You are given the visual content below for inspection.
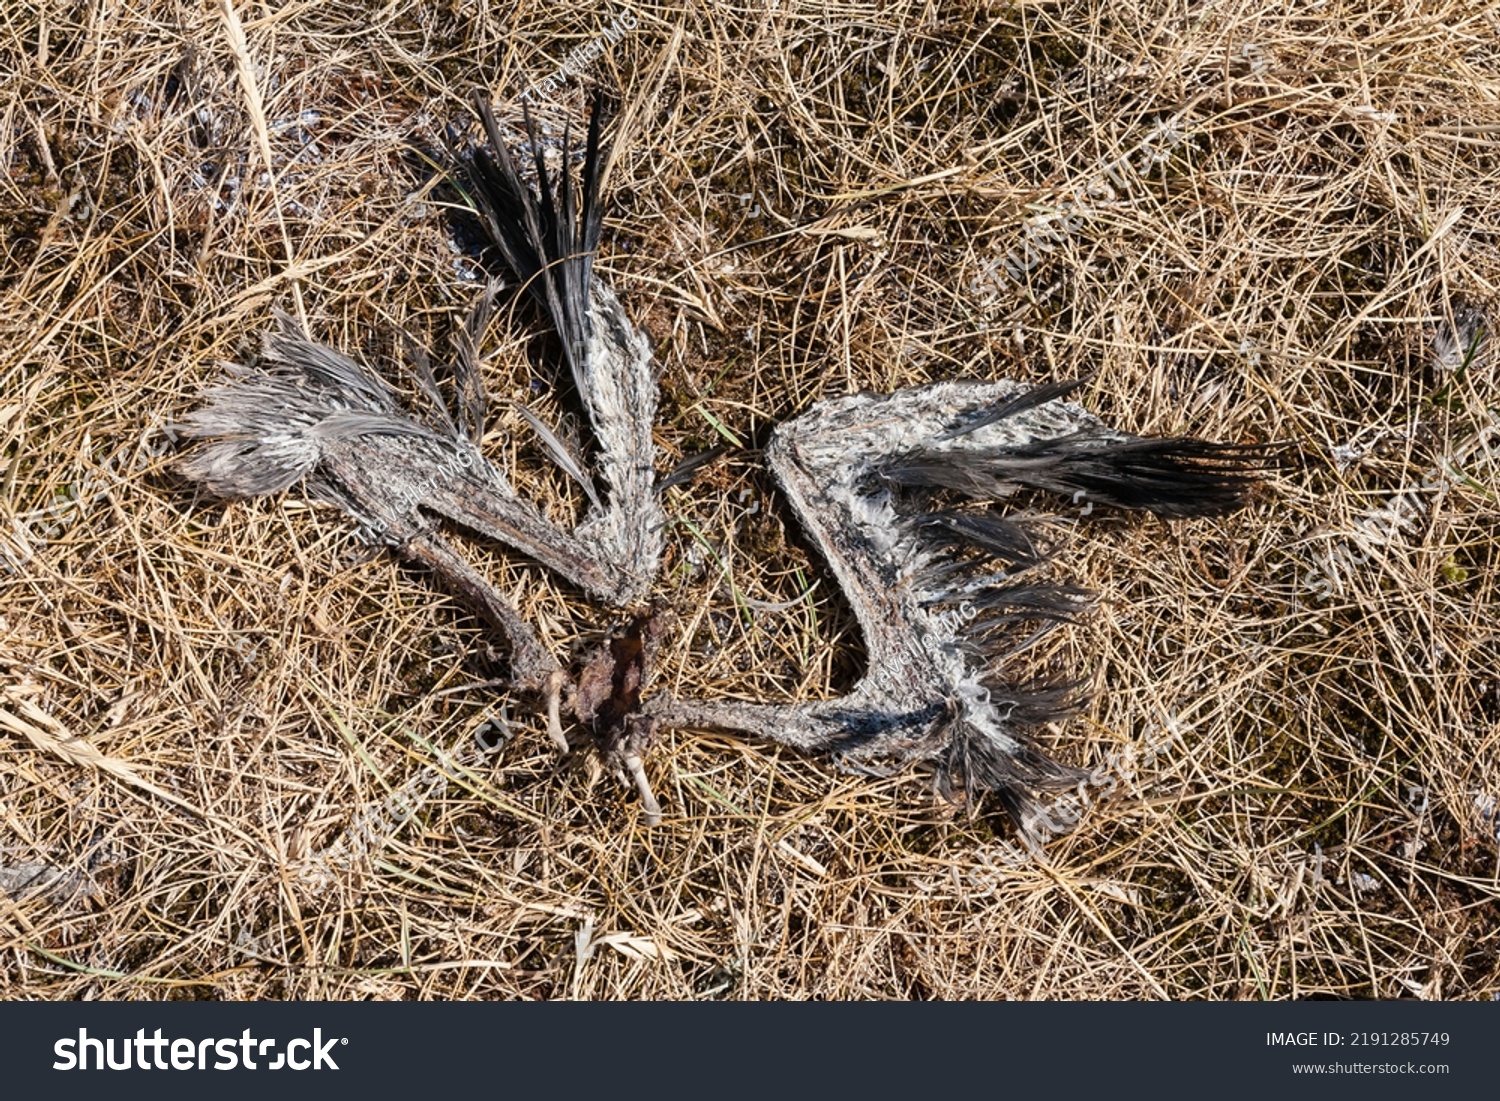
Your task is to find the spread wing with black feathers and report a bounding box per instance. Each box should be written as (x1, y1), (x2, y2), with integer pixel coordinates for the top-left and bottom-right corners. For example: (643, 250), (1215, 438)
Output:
(649, 380), (1271, 839)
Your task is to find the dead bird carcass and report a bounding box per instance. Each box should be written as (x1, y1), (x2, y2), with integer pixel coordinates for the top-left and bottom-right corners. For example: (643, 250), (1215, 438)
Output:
(176, 96), (1270, 838)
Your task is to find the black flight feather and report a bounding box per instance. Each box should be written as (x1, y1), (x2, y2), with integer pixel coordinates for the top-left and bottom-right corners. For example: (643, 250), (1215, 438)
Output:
(913, 510), (1045, 569)
(884, 432), (1271, 518)
(936, 377), (1089, 440)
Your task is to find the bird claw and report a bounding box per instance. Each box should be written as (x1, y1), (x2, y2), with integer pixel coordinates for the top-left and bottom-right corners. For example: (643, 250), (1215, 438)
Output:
(622, 752), (662, 827)
(544, 668), (569, 753)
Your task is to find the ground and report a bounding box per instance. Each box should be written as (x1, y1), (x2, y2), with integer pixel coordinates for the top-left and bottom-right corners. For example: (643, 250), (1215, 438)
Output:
(1, 0), (1497, 999)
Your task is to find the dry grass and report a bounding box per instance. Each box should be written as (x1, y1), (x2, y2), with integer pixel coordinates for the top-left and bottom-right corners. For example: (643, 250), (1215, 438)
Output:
(2, 0), (1498, 1000)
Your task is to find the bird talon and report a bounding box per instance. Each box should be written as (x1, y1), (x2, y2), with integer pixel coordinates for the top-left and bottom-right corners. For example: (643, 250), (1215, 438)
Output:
(623, 753), (662, 826)
(545, 669), (568, 753)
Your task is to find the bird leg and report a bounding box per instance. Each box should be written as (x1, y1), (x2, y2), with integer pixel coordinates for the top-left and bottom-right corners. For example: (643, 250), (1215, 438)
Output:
(400, 533), (559, 694)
